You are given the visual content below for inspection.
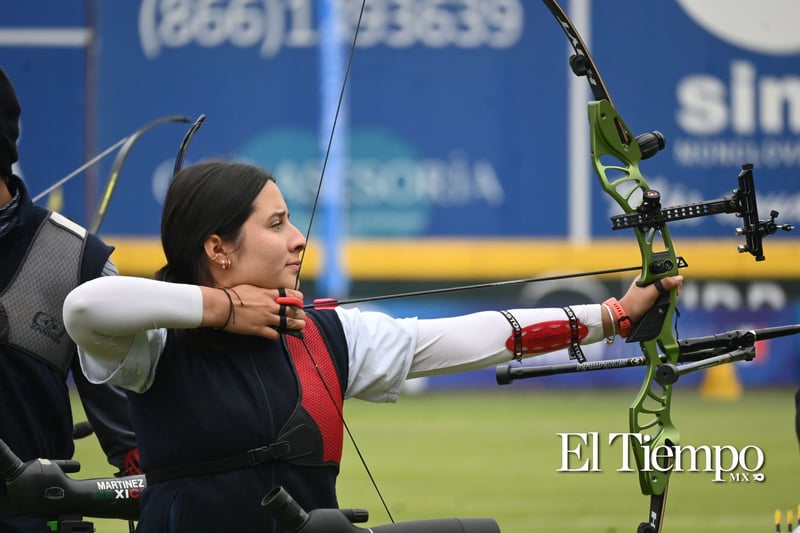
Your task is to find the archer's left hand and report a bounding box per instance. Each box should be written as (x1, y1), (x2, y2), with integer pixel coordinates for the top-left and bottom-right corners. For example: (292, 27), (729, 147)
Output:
(619, 275), (684, 325)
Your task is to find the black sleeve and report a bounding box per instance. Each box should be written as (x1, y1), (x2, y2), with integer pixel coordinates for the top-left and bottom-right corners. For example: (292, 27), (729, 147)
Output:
(71, 356), (137, 471)
(80, 232), (114, 281)
(795, 388), (800, 449)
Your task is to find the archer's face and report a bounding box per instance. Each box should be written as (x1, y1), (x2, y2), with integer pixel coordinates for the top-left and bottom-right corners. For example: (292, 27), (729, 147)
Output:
(221, 181), (306, 290)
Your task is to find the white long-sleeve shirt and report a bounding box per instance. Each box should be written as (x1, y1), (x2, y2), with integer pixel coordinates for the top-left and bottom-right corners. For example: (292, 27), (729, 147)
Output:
(63, 276), (605, 402)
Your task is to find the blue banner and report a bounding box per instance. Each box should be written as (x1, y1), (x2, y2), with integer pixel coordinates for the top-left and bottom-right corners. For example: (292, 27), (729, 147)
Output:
(4, 0), (799, 243)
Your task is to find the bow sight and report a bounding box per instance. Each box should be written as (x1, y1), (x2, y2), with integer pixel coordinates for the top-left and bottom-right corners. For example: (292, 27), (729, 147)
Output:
(610, 162), (794, 262)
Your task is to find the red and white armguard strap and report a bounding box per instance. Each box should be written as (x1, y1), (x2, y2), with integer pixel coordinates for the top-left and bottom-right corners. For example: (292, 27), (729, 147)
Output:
(499, 310), (523, 361)
(561, 306), (586, 363)
(602, 297), (632, 339)
(500, 309), (589, 362)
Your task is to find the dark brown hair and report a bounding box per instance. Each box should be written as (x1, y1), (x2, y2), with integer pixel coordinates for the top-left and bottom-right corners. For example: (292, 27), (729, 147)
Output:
(156, 160), (275, 285)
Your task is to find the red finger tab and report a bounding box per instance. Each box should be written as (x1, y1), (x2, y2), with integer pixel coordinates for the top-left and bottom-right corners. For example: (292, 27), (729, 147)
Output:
(276, 296), (304, 308)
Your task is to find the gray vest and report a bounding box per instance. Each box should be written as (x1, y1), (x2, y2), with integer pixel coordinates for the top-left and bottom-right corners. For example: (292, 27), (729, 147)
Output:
(0, 212), (84, 375)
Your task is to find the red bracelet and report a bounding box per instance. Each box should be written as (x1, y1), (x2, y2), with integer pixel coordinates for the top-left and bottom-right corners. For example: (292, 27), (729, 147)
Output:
(603, 297), (632, 339)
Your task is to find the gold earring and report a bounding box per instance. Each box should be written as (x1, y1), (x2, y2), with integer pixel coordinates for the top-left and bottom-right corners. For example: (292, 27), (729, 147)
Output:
(211, 253), (231, 270)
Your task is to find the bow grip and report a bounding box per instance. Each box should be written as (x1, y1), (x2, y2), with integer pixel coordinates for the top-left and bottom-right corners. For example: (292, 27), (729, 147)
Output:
(626, 287), (671, 343)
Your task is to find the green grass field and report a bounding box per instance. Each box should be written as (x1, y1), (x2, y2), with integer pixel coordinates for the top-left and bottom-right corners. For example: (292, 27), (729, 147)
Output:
(71, 387), (798, 533)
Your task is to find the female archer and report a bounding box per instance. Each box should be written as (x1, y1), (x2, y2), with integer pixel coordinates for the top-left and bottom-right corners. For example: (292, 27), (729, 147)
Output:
(63, 159), (683, 532)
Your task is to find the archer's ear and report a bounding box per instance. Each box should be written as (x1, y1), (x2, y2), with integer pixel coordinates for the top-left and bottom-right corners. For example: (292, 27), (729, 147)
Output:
(203, 234), (224, 262)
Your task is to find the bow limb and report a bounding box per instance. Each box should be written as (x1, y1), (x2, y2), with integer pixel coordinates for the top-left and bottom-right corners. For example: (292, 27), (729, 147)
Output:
(173, 114), (207, 176)
(589, 99), (678, 533)
(89, 114), (190, 233)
